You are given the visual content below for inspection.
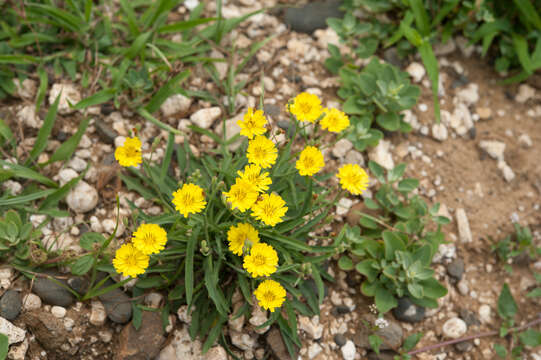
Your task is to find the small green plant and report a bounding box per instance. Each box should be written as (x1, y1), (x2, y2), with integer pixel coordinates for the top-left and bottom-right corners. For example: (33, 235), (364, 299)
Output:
(492, 223), (540, 272)
(493, 283), (541, 359)
(0, 209), (38, 262)
(335, 59), (420, 152)
(337, 161), (448, 313)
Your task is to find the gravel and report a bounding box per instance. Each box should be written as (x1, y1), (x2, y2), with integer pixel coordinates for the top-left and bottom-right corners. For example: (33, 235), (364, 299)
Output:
(0, 290), (22, 320)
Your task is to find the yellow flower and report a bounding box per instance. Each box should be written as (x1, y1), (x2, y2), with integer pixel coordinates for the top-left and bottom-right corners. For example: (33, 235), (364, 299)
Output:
(246, 136), (278, 169)
(289, 92), (322, 123)
(227, 223), (260, 256)
(254, 279), (286, 312)
(243, 243), (278, 277)
(251, 193), (288, 226)
(337, 164), (369, 195)
(172, 183), (207, 217)
(296, 146), (325, 176)
(113, 243), (149, 278)
(237, 108), (267, 139)
(320, 108), (350, 133)
(223, 178), (259, 212)
(132, 223), (168, 255)
(114, 136), (142, 167)
(237, 164), (272, 193)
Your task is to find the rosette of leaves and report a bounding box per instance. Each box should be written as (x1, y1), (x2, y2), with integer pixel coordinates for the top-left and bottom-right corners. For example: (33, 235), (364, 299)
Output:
(492, 223), (541, 272)
(336, 59), (420, 151)
(116, 133), (335, 356)
(336, 161), (449, 313)
(0, 210), (38, 262)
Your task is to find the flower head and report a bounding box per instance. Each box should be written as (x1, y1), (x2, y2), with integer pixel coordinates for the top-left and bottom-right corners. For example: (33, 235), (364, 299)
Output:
(172, 183), (207, 217)
(296, 146), (325, 176)
(115, 137), (142, 167)
(337, 164), (369, 195)
(237, 164), (272, 193)
(246, 136), (278, 169)
(320, 108), (350, 133)
(227, 223), (260, 255)
(251, 193), (288, 226)
(289, 92), (322, 123)
(223, 178), (259, 212)
(243, 243), (278, 277)
(254, 280), (286, 312)
(237, 108), (267, 139)
(113, 243), (149, 278)
(132, 223), (168, 255)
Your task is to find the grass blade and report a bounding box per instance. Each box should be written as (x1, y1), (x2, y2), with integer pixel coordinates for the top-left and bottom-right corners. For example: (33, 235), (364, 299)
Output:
(0, 189), (56, 206)
(138, 108), (182, 135)
(512, 33), (534, 74)
(186, 227), (200, 308)
(144, 69), (190, 113)
(513, 0), (541, 30)
(28, 93), (60, 164)
(409, 0), (430, 35)
(158, 18), (217, 33)
(35, 66), (49, 113)
(47, 118), (90, 164)
(0, 54), (39, 64)
(0, 160), (57, 188)
(160, 133), (174, 181)
(72, 88), (116, 110)
(418, 41), (441, 123)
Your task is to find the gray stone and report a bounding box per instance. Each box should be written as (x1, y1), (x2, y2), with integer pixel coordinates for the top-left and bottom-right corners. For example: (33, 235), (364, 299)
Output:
(392, 297), (425, 323)
(447, 258), (465, 281)
(94, 119), (117, 144)
(190, 107), (222, 129)
(98, 282), (132, 324)
(33, 275), (75, 307)
(66, 181), (99, 213)
(354, 317), (403, 350)
(459, 308), (480, 327)
(266, 327), (290, 360)
(334, 333), (347, 346)
(0, 290), (22, 320)
(284, 0), (343, 34)
(455, 341), (473, 353)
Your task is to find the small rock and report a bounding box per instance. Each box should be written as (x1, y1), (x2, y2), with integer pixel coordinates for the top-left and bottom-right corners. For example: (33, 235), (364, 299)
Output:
(434, 39), (456, 56)
(406, 62), (425, 83)
(432, 123), (448, 141)
(354, 317), (403, 350)
(266, 327), (289, 360)
(368, 140), (394, 170)
(67, 277), (89, 295)
(94, 119), (117, 144)
(17, 105), (41, 129)
(66, 181), (99, 213)
(478, 305), (492, 324)
(90, 301), (107, 326)
(299, 316), (324, 340)
(58, 168), (79, 186)
(476, 107), (492, 119)
(22, 294), (41, 311)
(0, 290), (22, 320)
(515, 84), (536, 103)
(0, 316), (25, 344)
(334, 333), (347, 347)
(308, 342), (323, 359)
(457, 280), (469, 296)
(190, 107), (222, 129)
(341, 340), (356, 360)
(117, 311), (166, 360)
(7, 337), (29, 360)
(442, 317), (467, 339)
(49, 83), (82, 114)
(203, 346), (227, 360)
(144, 293), (163, 309)
(459, 308), (480, 327)
(479, 140), (505, 161)
(455, 208), (472, 243)
(184, 0), (199, 11)
(447, 258), (465, 281)
(14, 78), (37, 99)
(498, 160), (515, 182)
(51, 306), (66, 318)
(518, 134), (533, 148)
(344, 150), (364, 166)
(99, 330), (113, 343)
(98, 278), (132, 324)
(392, 297), (425, 323)
(284, 0), (343, 34)
(456, 83), (479, 105)
(230, 330), (257, 351)
(156, 326), (202, 359)
(33, 275), (75, 307)
(249, 305), (269, 334)
(216, 113), (243, 151)
(332, 139), (353, 158)
(336, 198), (354, 217)
(455, 341), (473, 353)
(68, 157), (87, 172)
(161, 94), (192, 117)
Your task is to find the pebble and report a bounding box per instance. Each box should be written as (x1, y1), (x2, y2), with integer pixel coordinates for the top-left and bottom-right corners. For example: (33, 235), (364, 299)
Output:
(58, 168), (79, 186)
(190, 107), (222, 129)
(33, 275), (75, 307)
(66, 181), (99, 213)
(7, 337), (28, 360)
(455, 208), (472, 243)
(22, 293), (42, 311)
(332, 139), (353, 158)
(0, 290), (22, 320)
(117, 311), (165, 359)
(98, 278), (132, 324)
(341, 340), (356, 360)
(230, 331), (257, 351)
(0, 317), (25, 344)
(308, 343), (323, 359)
(184, 0), (199, 11)
(518, 134), (532, 148)
(14, 78), (37, 99)
(284, 0), (343, 34)
(447, 258), (465, 281)
(49, 83), (82, 114)
(157, 326), (202, 359)
(334, 333), (347, 347)
(68, 157), (87, 172)
(442, 317), (467, 339)
(161, 94), (192, 117)
(456, 83), (479, 105)
(17, 105), (41, 129)
(515, 84), (536, 103)
(432, 123), (448, 141)
(392, 297), (425, 323)
(476, 107), (492, 119)
(298, 316), (323, 340)
(406, 62), (426, 83)
(90, 300), (107, 326)
(455, 341), (473, 352)
(94, 119), (117, 144)
(51, 305), (66, 318)
(459, 308), (480, 327)
(249, 305), (269, 334)
(204, 346), (228, 360)
(344, 150), (364, 166)
(497, 160), (515, 182)
(478, 305), (492, 324)
(457, 280), (469, 296)
(479, 140), (505, 161)
(336, 198), (354, 216)
(368, 140), (395, 170)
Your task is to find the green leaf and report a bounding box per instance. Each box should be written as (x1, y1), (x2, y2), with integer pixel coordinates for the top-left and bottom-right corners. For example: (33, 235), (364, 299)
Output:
(185, 228), (200, 308)
(418, 41), (440, 123)
(376, 112), (400, 131)
(497, 283), (517, 320)
(39, 171), (83, 210)
(132, 305), (142, 330)
(409, 0), (430, 35)
(47, 118), (90, 164)
(136, 276), (166, 289)
(80, 232), (106, 251)
(419, 278), (447, 299)
(72, 88), (116, 110)
(125, 32), (152, 59)
(71, 254), (94, 276)
(0, 160), (57, 188)
(338, 256), (354, 271)
(159, 18), (217, 33)
(383, 231), (405, 261)
(397, 178), (419, 193)
(368, 160), (385, 183)
(494, 343), (507, 358)
(35, 66), (49, 113)
(513, 0), (541, 30)
(0, 118), (14, 148)
(388, 163), (406, 182)
(369, 334), (382, 354)
(408, 282), (424, 299)
(527, 288), (541, 298)
(145, 70), (190, 113)
(403, 333), (423, 352)
(512, 34), (534, 74)
(28, 93), (60, 164)
(0, 333), (8, 360)
(519, 329), (541, 347)
(375, 286), (397, 313)
(356, 260), (379, 282)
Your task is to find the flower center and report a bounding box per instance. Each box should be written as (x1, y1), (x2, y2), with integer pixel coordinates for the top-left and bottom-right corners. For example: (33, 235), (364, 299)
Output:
(298, 101), (312, 114)
(126, 253), (139, 267)
(303, 157), (315, 168)
(234, 188), (247, 201)
(253, 146), (266, 159)
(124, 146), (139, 158)
(143, 233), (155, 245)
(252, 253), (267, 266)
(182, 193), (194, 206)
(263, 291), (275, 303)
